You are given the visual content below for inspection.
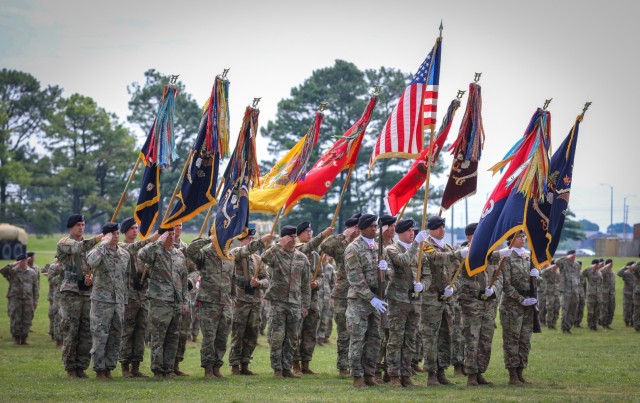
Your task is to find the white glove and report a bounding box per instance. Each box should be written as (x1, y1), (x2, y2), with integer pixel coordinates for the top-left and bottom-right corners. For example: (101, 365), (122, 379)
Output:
(413, 282), (423, 293)
(530, 268), (540, 278)
(484, 287), (494, 297)
(378, 260), (388, 271)
(522, 297), (537, 306)
(499, 248), (511, 257)
(415, 230), (428, 244)
(460, 247), (469, 259)
(370, 297), (388, 313)
(443, 286), (454, 298)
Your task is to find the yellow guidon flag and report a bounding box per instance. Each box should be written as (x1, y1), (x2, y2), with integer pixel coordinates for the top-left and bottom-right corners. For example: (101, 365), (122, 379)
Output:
(249, 110), (324, 214)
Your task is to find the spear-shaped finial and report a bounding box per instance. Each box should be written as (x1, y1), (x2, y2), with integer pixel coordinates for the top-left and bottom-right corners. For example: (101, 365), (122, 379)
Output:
(319, 102), (329, 112)
(543, 98), (553, 110)
(169, 74), (179, 84)
(222, 68), (230, 79)
(474, 72), (482, 83)
(373, 85), (382, 96)
(456, 90), (466, 99)
(439, 20), (444, 36)
(582, 101), (592, 115)
(252, 97), (261, 108)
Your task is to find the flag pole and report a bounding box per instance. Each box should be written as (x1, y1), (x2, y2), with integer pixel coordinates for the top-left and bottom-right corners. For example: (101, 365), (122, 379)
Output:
(197, 179), (226, 238)
(111, 156), (142, 222)
(160, 151), (194, 226)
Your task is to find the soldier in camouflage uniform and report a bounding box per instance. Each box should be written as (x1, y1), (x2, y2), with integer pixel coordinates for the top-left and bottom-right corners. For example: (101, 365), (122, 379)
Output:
(138, 228), (189, 378)
(87, 223), (130, 380)
(55, 214), (103, 378)
(45, 259), (63, 345)
(292, 222), (333, 376)
(1, 254), (39, 345)
(575, 261), (586, 328)
(320, 213), (360, 376)
(171, 223), (194, 376)
(345, 214), (387, 387)
(617, 262), (636, 327)
(26, 252), (40, 288)
(537, 267), (547, 327)
(555, 251), (581, 334)
(541, 261), (562, 330)
(499, 231), (539, 385)
(228, 227), (273, 376)
(582, 259), (603, 331)
(316, 255), (335, 345)
(374, 214), (396, 383)
(188, 271), (200, 342)
(629, 258), (640, 332)
(383, 218), (425, 387)
(261, 225), (311, 378)
(599, 259), (615, 329)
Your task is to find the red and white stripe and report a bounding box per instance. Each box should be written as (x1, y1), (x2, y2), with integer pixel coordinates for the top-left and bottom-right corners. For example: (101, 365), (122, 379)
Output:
(423, 84), (439, 129)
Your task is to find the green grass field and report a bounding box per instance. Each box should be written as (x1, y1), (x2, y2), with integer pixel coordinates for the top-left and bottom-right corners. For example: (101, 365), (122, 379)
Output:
(1, 234), (639, 402)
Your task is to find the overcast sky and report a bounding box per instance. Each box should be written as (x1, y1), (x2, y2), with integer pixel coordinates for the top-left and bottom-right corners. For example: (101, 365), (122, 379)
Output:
(2, 0), (639, 233)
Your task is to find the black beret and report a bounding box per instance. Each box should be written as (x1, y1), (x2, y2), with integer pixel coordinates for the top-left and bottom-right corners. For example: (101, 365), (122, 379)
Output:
(395, 219), (415, 234)
(567, 249), (576, 255)
(66, 214), (85, 229)
(461, 240), (469, 247)
(627, 262), (635, 266)
(599, 259), (604, 263)
(296, 221), (311, 235)
(378, 214), (397, 227)
(16, 254), (27, 261)
(345, 213), (362, 228)
(426, 216), (446, 230)
(101, 222), (119, 235)
(464, 222), (478, 236)
(158, 227), (174, 235)
(358, 214), (377, 230)
(578, 261), (583, 265)
(591, 259), (599, 264)
(26, 252), (35, 257)
(281, 225), (297, 237)
(605, 259), (613, 264)
(120, 217), (136, 233)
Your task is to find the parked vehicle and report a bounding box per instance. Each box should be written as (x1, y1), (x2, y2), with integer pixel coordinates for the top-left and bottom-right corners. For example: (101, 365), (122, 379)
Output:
(0, 223), (28, 260)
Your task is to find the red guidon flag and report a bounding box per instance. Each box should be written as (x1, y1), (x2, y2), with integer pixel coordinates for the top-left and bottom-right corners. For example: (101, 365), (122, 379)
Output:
(283, 95), (378, 215)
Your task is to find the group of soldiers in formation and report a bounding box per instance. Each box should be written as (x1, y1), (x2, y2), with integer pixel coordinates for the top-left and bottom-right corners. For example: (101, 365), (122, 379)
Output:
(2, 212), (640, 388)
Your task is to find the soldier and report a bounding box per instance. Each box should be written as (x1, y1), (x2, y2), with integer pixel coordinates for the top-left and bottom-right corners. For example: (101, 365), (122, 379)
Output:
(541, 261), (562, 330)
(582, 259), (603, 331)
(383, 218), (425, 387)
(1, 254), (38, 345)
(599, 259), (615, 329)
(188, 271), (200, 343)
(172, 223), (193, 377)
(118, 217), (158, 378)
(537, 264), (547, 327)
(575, 261), (586, 328)
(375, 214), (396, 383)
(56, 214), (103, 378)
(87, 223), (130, 380)
(617, 262), (636, 327)
(555, 251), (581, 334)
(44, 259), (61, 344)
(316, 254), (335, 346)
(26, 251), (40, 287)
(345, 213), (387, 387)
(228, 226), (273, 376)
(629, 258), (640, 332)
(320, 213), (361, 377)
(261, 225), (311, 378)
(138, 228), (189, 378)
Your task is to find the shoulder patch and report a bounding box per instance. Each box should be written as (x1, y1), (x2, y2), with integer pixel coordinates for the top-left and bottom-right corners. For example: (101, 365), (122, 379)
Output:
(345, 251), (355, 259)
(423, 245), (435, 253)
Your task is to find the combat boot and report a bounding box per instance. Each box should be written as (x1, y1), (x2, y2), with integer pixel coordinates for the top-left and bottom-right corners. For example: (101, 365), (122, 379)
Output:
(13, 336), (20, 345)
(283, 369), (301, 379)
(67, 370), (78, 379)
(383, 370), (391, 383)
(20, 336), (29, 345)
(353, 376), (366, 387)
(339, 369), (350, 377)
(454, 364), (465, 376)
(241, 363), (257, 375)
(508, 368), (522, 385)
(476, 373), (493, 385)
(427, 371), (440, 386)
(273, 370), (284, 378)
(131, 362), (148, 378)
(231, 365), (241, 375)
(412, 363), (425, 373)
(95, 371), (107, 380)
(191, 335), (198, 343)
(164, 371), (176, 378)
(174, 362), (189, 376)
(437, 367), (452, 385)
(466, 374), (478, 386)
(212, 366), (223, 378)
(516, 367), (531, 384)
(301, 361), (318, 375)
(121, 362), (133, 378)
(401, 376), (416, 387)
(76, 369), (89, 379)
(363, 375), (379, 386)
(204, 367), (215, 379)
(374, 371), (383, 383)
(153, 371), (163, 379)
(388, 376), (403, 387)
(105, 370), (113, 380)
(292, 361), (302, 375)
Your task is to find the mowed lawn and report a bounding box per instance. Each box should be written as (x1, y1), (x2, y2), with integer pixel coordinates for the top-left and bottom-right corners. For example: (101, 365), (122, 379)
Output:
(0, 234), (639, 402)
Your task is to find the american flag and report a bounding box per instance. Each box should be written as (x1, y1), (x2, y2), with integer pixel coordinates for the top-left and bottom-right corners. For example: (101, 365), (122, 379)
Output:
(369, 36), (442, 174)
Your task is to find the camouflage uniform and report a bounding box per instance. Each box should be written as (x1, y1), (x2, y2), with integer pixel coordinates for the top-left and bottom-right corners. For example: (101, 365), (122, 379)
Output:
(261, 244), (311, 372)
(316, 262), (336, 341)
(56, 236), (100, 373)
(321, 234), (351, 372)
(174, 239), (193, 368)
(188, 270), (200, 340)
(630, 262), (640, 330)
(228, 240), (268, 367)
(537, 273), (547, 325)
(582, 265), (602, 329)
(345, 236), (381, 378)
(383, 240), (423, 378)
(45, 262), (62, 341)
(555, 256), (581, 332)
(87, 243), (129, 372)
(617, 266), (635, 326)
(0, 264), (38, 339)
(575, 267), (586, 327)
(541, 265), (562, 328)
(499, 251), (535, 370)
(599, 267), (615, 327)
(138, 241), (188, 375)
(376, 237), (394, 377)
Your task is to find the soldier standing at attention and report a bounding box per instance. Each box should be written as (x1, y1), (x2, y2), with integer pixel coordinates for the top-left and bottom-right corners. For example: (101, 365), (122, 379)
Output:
(599, 259), (615, 329)
(345, 213), (386, 387)
(582, 259), (603, 331)
(541, 261), (562, 330)
(320, 213), (361, 377)
(118, 217), (158, 378)
(261, 225), (311, 379)
(617, 261), (636, 327)
(138, 228), (189, 378)
(316, 254), (336, 346)
(629, 258), (640, 332)
(87, 223), (130, 380)
(44, 259), (62, 345)
(26, 252), (40, 288)
(56, 214), (103, 378)
(375, 214), (396, 383)
(228, 227), (273, 376)
(575, 261), (586, 328)
(1, 254), (38, 345)
(555, 251), (581, 334)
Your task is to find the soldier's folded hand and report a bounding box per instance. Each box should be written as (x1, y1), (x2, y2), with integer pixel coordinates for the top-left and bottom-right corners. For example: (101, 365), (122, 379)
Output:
(484, 287), (495, 297)
(250, 277), (260, 288)
(370, 297), (387, 313)
(310, 280), (319, 289)
(414, 230), (428, 244)
(460, 247), (469, 259)
(443, 286), (454, 298)
(84, 274), (93, 286)
(522, 297), (537, 306)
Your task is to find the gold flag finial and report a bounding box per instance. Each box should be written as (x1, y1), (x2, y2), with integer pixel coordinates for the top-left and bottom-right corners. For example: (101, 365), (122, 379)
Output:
(474, 72), (482, 83)
(319, 102), (329, 112)
(456, 90), (466, 99)
(543, 98), (553, 110)
(252, 97), (261, 108)
(222, 68), (230, 79)
(169, 74), (179, 84)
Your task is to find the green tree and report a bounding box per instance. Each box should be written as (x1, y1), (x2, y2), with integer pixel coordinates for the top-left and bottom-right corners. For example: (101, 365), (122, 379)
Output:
(559, 210), (586, 242)
(579, 218), (599, 232)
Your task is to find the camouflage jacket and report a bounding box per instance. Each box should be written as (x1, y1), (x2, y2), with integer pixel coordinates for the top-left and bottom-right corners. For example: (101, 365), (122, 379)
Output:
(87, 243), (130, 305)
(321, 263), (336, 301)
(29, 263), (40, 286)
(297, 234), (325, 307)
(555, 256), (581, 295)
(459, 251), (503, 301)
(261, 244), (311, 308)
(344, 236), (379, 302)
(321, 234), (351, 299)
(138, 242), (188, 305)
(1, 265), (38, 303)
(600, 267), (615, 295)
(384, 240), (426, 303)
(421, 237), (462, 306)
(56, 236), (100, 296)
(186, 238), (235, 305)
(44, 263), (55, 302)
(47, 262), (62, 302)
(582, 265), (602, 296)
(120, 238), (156, 301)
(541, 265), (562, 295)
(500, 251), (535, 306)
(617, 267), (635, 294)
(229, 240), (268, 304)
(631, 262), (640, 293)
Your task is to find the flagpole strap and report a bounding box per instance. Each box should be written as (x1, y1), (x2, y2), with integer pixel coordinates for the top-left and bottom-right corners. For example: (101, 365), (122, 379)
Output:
(112, 156), (142, 222)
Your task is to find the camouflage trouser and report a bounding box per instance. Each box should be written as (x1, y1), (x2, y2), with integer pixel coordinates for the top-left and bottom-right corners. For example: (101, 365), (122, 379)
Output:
(334, 297), (349, 371)
(346, 298), (381, 377)
(90, 300), (123, 372)
(376, 327), (389, 373)
(633, 291), (640, 330)
(499, 302), (533, 369)
(316, 298), (333, 339)
(538, 291), (547, 324)
(561, 292), (578, 331)
(8, 298), (34, 338)
(294, 306), (320, 362)
(599, 293), (615, 327)
(622, 292), (633, 324)
(59, 292), (92, 371)
(460, 295), (497, 375)
(386, 300), (418, 377)
(450, 299), (464, 367)
(175, 305), (192, 363)
(191, 302), (201, 338)
(586, 294), (600, 328)
(120, 297), (148, 364)
(575, 293), (585, 326)
(53, 299), (62, 342)
(48, 299), (57, 338)
(544, 293), (561, 327)
(148, 298), (181, 374)
(412, 302), (422, 367)
(199, 301), (230, 369)
(229, 301), (260, 366)
(268, 300), (302, 371)
(260, 299), (268, 334)
(420, 302), (454, 372)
